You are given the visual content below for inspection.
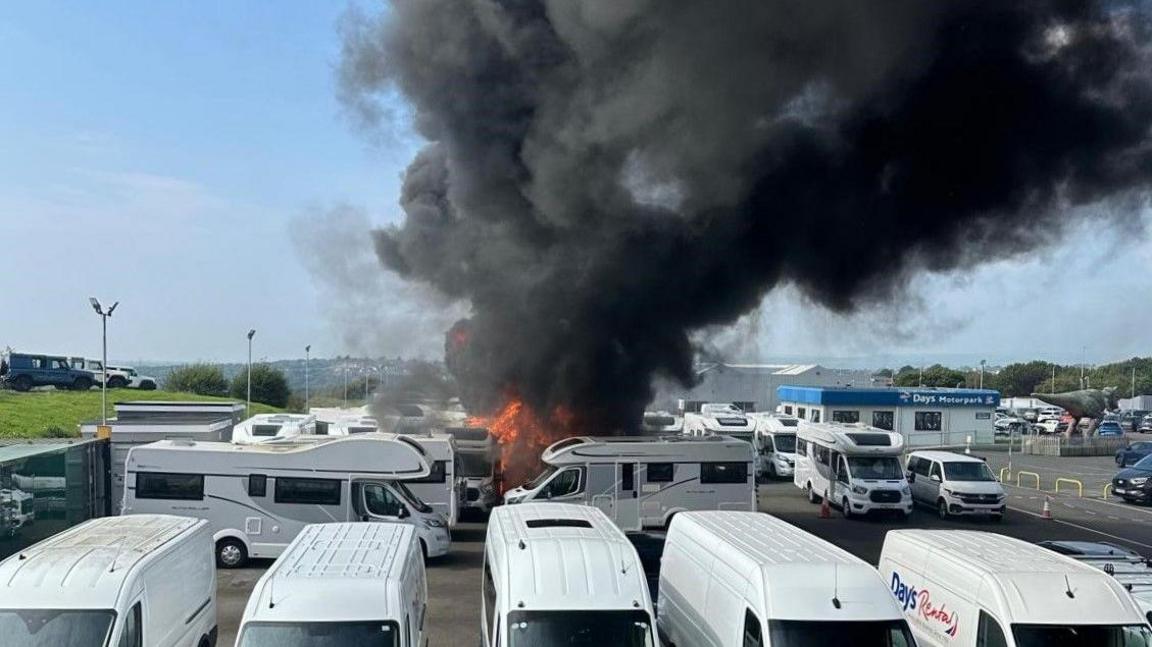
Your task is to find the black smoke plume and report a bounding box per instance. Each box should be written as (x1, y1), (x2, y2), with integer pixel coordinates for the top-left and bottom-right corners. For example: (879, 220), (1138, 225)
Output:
(340, 1), (1152, 431)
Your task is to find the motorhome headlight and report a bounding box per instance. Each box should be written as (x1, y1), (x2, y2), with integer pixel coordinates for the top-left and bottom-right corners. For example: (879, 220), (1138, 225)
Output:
(851, 485), (868, 495)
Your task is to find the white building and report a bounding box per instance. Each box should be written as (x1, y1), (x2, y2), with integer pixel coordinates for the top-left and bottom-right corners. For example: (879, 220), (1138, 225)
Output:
(653, 363), (882, 414)
(777, 385), (1000, 447)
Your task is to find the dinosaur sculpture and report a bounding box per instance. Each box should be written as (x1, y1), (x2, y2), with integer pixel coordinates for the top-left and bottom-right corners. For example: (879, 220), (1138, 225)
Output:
(1031, 387), (1119, 436)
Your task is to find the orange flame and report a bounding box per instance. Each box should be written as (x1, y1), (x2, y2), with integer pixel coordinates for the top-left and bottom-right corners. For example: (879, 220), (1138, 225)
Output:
(468, 395), (578, 490)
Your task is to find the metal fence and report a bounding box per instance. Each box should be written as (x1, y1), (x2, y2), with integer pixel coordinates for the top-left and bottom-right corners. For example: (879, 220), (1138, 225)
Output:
(1018, 435), (1128, 457)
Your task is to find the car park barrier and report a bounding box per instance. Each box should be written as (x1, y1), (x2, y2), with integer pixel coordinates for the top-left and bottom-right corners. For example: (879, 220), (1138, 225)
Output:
(1103, 483), (1113, 499)
(1016, 471), (1041, 490)
(1054, 478), (1083, 497)
(998, 467), (1012, 483)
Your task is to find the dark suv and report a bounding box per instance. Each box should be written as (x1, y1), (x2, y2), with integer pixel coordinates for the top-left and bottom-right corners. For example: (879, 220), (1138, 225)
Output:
(0, 353), (95, 391)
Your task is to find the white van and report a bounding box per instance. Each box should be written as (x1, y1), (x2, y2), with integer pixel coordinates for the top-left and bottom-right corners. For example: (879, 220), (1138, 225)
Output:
(905, 451), (1006, 520)
(231, 413), (317, 444)
(881, 530), (1152, 647)
(749, 413), (799, 480)
(502, 435), (755, 530)
(122, 434), (450, 567)
(235, 522), (426, 647)
(793, 421), (912, 519)
(482, 502), (657, 647)
(0, 514), (216, 647)
(659, 511), (915, 647)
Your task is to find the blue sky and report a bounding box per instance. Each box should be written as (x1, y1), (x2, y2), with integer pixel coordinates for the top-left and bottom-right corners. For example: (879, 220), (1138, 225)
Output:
(0, 3), (1147, 368)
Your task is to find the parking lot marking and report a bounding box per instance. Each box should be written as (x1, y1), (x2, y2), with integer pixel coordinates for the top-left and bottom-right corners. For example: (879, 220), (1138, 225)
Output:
(1003, 482), (1152, 519)
(1007, 505), (1152, 551)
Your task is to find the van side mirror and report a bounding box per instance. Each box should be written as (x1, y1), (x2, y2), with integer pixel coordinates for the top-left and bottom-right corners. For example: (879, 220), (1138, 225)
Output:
(544, 489), (553, 500)
(930, 473), (941, 483)
(398, 506), (410, 519)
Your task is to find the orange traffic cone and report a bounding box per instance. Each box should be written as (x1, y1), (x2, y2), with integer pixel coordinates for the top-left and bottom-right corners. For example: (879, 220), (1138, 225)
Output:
(819, 496), (832, 519)
(1041, 496), (1053, 520)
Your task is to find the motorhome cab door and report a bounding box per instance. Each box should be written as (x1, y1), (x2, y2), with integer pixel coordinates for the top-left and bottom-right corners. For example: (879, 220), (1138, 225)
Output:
(616, 462), (640, 530)
(352, 481), (411, 523)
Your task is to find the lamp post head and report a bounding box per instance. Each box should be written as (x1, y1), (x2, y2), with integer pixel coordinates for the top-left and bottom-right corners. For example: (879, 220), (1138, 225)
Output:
(106, 302), (118, 316)
(305, 345), (311, 353)
(247, 329), (256, 341)
(89, 297), (103, 315)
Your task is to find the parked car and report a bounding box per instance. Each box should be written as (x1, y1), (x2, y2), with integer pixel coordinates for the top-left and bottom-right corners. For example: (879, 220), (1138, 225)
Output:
(905, 451), (1006, 520)
(1035, 418), (1060, 435)
(0, 352), (94, 392)
(1112, 456), (1152, 504)
(1117, 441), (1152, 467)
(109, 365), (158, 390)
(1141, 415), (1152, 434)
(1097, 420), (1125, 437)
(994, 417), (1027, 437)
(70, 357), (132, 388)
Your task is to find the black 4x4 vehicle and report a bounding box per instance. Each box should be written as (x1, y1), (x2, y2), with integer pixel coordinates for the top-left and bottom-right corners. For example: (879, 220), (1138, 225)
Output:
(0, 352), (95, 391)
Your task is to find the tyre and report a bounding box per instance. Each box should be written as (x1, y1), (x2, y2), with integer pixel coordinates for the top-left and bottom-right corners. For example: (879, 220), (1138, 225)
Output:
(72, 377), (92, 391)
(937, 499), (949, 519)
(991, 513), (1004, 523)
(766, 462), (777, 480)
(11, 375), (32, 392)
(841, 497), (853, 519)
(215, 538), (248, 568)
(139, 380), (157, 391)
(106, 376), (128, 389)
(806, 483), (821, 504)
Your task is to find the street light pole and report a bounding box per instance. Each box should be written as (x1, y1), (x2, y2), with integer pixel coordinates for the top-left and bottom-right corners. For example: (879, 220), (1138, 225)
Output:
(305, 345), (311, 411)
(88, 298), (118, 427)
(1080, 346), (1086, 389)
(979, 359), (986, 390)
(343, 363), (350, 408)
(246, 329), (256, 416)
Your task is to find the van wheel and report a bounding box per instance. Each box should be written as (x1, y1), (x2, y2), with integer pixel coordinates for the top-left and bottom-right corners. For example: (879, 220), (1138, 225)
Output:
(806, 483), (821, 504)
(72, 377), (92, 391)
(841, 497), (853, 519)
(11, 375), (32, 392)
(216, 538), (248, 568)
(937, 499), (949, 520)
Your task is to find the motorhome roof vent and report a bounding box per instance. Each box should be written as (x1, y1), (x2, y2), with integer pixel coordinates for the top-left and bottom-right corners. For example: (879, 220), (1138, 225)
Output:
(717, 417), (747, 426)
(845, 433), (891, 446)
(524, 518), (592, 529)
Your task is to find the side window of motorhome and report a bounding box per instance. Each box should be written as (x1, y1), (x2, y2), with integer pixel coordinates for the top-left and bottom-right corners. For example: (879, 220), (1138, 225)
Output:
(136, 472), (204, 500)
(795, 438), (808, 456)
(252, 424), (282, 437)
(621, 463), (635, 490)
(872, 411), (895, 430)
(836, 457), (850, 483)
(701, 462), (748, 484)
(117, 602), (142, 647)
(647, 463), (674, 483)
(483, 561), (498, 643)
(409, 460), (448, 484)
(248, 474), (267, 497)
(364, 484), (404, 517)
(274, 477), (341, 505)
(315, 421), (329, 435)
(977, 611), (1009, 647)
(541, 468), (583, 498)
(742, 610), (763, 647)
(815, 446), (830, 466)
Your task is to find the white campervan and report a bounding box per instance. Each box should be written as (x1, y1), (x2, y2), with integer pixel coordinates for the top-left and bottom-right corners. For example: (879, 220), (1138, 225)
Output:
(749, 413), (800, 480)
(881, 530), (1152, 647)
(443, 425), (500, 514)
(231, 413), (317, 444)
(793, 421), (912, 519)
(659, 511), (915, 647)
(482, 502), (657, 647)
(122, 434), (451, 567)
(236, 522), (426, 647)
(0, 514), (216, 647)
(905, 451), (1006, 520)
(395, 430), (464, 526)
(502, 435), (755, 530)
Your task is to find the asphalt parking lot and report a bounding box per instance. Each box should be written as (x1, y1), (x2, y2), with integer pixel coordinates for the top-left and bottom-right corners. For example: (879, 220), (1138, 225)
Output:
(215, 463), (1152, 644)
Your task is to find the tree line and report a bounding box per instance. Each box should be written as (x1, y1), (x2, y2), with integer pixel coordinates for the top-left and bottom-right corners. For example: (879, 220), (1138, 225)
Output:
(878, 357), (1152, 398)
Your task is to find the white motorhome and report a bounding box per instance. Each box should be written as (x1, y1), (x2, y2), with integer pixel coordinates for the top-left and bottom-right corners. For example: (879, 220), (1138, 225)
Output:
(659, 511), (915, 647)
(393, 430), (464, 526)
(502, 435), (755, 530)
(122, 434), (451, 567)
(684, 406), (757, 442)
(443, 425), (500, 514)
(482, 502), (657, 647)
(905, 450), (1006, 520)
(749, 412), (800, 480)
(309, 406), (380, 435)
(231, 413), (317, 444)
(0, 514), (216, 647)
(881, 530), (1152, 647)
(793, 421), (912, 518)
(236, 522), (426, 647)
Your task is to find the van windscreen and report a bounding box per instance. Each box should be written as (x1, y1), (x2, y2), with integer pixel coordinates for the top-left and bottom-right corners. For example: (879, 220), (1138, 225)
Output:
(1012, 624), (1152, 646)
(0, 609), (115, 647)
(768, 619), (914, 647)
(238, 621), (400, 647)
(507, 610), (654, 647)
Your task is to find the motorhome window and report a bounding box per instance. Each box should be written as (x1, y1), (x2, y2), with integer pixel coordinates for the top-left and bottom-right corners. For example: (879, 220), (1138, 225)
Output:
(248, 474), (267, 497)
(408, 460), (448, 484)
(252, 424), (282, 437)
(977, 611), (1008, 647)
(768, 620), (914, 647)
(815, 446), (830, 466)
(743, 610), (763, 647)
(795, 438), (808, 455)
(832, 410), (860, 423)
(1010, 623), (1152, 646)
(845, 433), (891, 446)
(943, 461), (996, 482)
(778, 417), (798, 427)
(541, 468), (583, 498)
(811, 410), (821, 423)
(847, 457), (904, 480)
(621, 463), (635, 490)
(914, 411), (942, 431)
(364, 484), (405, 517)
(872, 411), (895, 431)
(348, 426), (376, 434)
(646, 463), (674, 483)
(136, 472), (204, 500)
(0, 609), (116, 647)
(773, 434), (796, 453)
(836, 457), (850, 483)
(458, 452), (492, 478)
(506, 610), (654, 647)
(236, 620), (400, 647)
(117, 602), (141, 647)
(483, 561), (497, 642)
(701, 462), (748, 484)
(390, 481), (434, 513)
(274, 477), (341, 505)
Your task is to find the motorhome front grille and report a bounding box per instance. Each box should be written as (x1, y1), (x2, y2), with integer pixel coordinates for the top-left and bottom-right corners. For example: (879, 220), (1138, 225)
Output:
(870, 490), (902, 503)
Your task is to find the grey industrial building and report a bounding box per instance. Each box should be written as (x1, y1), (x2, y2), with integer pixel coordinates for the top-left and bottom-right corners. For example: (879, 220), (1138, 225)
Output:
(652, 363), (884, 413)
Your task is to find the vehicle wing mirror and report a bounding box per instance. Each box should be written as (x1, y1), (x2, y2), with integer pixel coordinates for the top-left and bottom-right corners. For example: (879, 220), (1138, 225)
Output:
(907, 473), (916, 483)
(398, 506), (410, 519)
(544, 489), (553, 500)
(930, 474), (941, 482)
